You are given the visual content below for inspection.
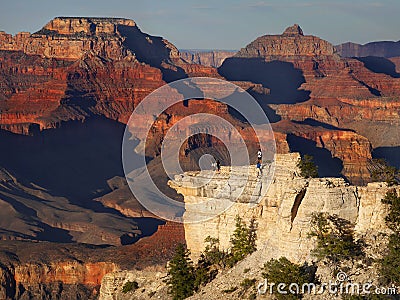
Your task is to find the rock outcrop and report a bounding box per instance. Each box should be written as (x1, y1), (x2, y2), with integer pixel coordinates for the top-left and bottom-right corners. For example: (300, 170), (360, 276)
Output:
(0, 219), (185, 300)
(169, 153), (394, 261)
(235, 24), (335, 59)
(0, 18), (135, 60)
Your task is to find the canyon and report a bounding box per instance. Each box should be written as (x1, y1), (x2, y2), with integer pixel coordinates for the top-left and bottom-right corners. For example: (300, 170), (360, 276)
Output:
(0, 17), (399, 299)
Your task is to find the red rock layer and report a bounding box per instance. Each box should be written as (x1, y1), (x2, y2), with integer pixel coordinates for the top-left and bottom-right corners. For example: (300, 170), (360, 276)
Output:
(272, 121), (372, 185)
(14, 262), (117, 286)
(0, 18), (135, 60)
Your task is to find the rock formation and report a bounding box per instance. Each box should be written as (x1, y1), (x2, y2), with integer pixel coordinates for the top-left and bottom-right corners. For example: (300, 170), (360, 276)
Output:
(234, 24), (335, 59)
(169, 153), (394, 260)
(219, 24), (400, 183)
(0, 17), (220, 134)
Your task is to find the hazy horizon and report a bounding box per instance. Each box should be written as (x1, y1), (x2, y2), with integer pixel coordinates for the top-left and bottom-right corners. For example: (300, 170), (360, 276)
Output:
(1, 0), (399, 49)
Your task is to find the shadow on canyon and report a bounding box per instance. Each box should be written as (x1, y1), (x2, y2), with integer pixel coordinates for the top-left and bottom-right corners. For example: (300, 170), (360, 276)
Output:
(218, 57), (311, 107)
(0, 117), (167, 243)
(0, 117), (128, 205)
(373, 146), (400, 169)
(357, 56), (400, 78)
(287, 134), (344, 178)
(118, 24), (187, 82)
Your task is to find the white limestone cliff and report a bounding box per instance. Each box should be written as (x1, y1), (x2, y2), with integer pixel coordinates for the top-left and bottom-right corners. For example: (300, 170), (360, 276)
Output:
(168, 153), (395, 263)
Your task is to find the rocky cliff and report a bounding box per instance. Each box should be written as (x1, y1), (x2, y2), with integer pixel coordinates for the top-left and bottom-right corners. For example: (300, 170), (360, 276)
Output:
(0, 17), (135, 60)
(98, 153), (397, 299)
(0, 17), (221, 134)
(169, 153), (393, 260)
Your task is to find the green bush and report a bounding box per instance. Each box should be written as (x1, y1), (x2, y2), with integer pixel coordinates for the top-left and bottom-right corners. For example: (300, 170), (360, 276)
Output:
(202, 236), (227, 266)
(240, 278), (256, 290)
(166, 244), (195, 300)
(297, 154), (318, 178)
(308, 212), (364, 263)
(122, 280), (139, 293)
(262, 257), (316, 300)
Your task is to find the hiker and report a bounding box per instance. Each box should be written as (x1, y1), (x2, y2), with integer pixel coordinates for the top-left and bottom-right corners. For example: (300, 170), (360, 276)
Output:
(216, 159), (221, 172)
(256, 161), (262, 176)
(257, 148), (262, 161)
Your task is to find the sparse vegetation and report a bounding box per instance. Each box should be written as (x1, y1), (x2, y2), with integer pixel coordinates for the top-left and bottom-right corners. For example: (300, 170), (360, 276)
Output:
(308, 212), (364, 263)
(370, 158), (399, 186)
(166, 244), (195, 300)
(228, 216), (258, 266)
(262, 257), (317, 300)
(166, 216), (258, 297)
(379, 189), (400, 286)
(297, 154), (318, 178)
(381, 189), (400, 233)
(122, 280), (139, 293)
(240, 278), (256, 289)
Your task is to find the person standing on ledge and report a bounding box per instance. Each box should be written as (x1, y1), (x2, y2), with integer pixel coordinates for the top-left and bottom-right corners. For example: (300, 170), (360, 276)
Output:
(257, 160), (262, 176)
(257, 148), (263, 177)
(216, 159), (221, 173)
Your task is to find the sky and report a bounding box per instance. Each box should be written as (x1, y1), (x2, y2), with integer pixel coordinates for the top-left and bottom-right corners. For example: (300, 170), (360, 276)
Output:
(0, 0), (399, 50)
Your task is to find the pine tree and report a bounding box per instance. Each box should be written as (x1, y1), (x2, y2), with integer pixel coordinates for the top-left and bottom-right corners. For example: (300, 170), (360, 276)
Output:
(167, 244), (195, 300)
(229, 216), (257, 265)
(297, 154), (318, 178)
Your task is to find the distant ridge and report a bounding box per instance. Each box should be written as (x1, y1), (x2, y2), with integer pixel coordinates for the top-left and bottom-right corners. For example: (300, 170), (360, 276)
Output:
(180, 49), (236, 67)
(335, 40), (400, 58)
